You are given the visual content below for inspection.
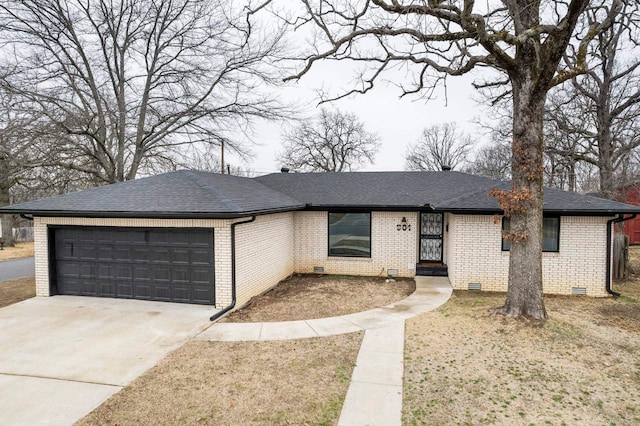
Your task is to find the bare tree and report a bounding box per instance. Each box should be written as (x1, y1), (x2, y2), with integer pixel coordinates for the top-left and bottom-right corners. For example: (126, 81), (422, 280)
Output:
(0, 0), (291, 185)
(0, 88), (93, 245)
(467, 141), (512, 181)
(405, 123), (473, 171)
(545, 2), (640, 198)
(278, 108), (380, 172)
(265, 0), (622, 320)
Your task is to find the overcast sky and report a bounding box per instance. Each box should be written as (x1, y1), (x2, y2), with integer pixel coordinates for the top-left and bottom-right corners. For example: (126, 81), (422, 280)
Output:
(230, 64), (491, 176)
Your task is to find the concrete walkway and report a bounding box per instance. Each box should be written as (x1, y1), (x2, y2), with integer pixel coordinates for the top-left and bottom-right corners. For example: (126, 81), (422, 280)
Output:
(338, 321), (405, 426)
(196, 276), (452, 342)
(197, 276), (452, 426)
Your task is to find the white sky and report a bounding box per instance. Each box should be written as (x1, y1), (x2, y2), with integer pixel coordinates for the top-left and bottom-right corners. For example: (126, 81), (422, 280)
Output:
(231, 65), (490, 176)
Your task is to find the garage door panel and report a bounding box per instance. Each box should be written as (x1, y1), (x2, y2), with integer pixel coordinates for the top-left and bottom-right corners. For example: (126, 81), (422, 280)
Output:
(99, 281), (116, 296)
(192, 267), (214, 284)
(82, 280), (99, 296)
(53, 227), (215, 305)
(191, 249), (212, 265)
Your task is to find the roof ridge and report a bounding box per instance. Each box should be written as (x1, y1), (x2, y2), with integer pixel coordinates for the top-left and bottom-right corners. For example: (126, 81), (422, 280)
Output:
(182, 170), (243, 212)
(431, 178), (505, 209)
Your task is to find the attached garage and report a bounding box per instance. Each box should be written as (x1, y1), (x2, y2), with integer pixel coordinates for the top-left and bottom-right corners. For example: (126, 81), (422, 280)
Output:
(50, 226), (215, 305)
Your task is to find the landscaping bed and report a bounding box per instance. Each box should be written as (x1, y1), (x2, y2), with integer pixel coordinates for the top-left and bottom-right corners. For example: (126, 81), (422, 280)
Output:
(223, 273), (415, 323)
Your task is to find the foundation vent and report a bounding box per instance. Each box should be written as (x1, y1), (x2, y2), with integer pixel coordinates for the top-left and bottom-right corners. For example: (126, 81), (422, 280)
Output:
(468, 283), (482, 291)
(387, 269), (399, 277)
(313, 266), (325, 274)
(572, 287), (587, 295)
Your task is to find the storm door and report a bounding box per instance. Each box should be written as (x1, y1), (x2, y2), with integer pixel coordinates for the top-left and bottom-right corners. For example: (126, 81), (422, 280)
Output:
(419, 213), (443, 262)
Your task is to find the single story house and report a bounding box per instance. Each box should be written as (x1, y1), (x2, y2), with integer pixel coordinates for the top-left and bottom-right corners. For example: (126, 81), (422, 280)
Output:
(1, 169), (639, 314)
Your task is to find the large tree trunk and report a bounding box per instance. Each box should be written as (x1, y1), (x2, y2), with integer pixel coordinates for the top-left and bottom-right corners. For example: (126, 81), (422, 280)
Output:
(498, 72), (547, 320)
(0, 185), (15, 246)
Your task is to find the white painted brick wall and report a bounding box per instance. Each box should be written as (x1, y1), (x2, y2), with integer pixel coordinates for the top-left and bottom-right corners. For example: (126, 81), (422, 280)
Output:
(446, 214), (610, 296)
(234, 212), (295, 308)
(293, 211), (418, 277)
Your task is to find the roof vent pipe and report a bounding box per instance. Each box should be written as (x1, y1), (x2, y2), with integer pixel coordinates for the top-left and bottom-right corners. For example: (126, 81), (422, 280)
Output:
(442, 165), (452, 171)
(280, 167), (290, 173)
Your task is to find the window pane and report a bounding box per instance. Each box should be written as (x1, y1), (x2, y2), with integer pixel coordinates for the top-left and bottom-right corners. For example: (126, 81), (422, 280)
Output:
(542, 217), (559, 252)
(329, 212), (371, 257)
(502, 216), (560, 252)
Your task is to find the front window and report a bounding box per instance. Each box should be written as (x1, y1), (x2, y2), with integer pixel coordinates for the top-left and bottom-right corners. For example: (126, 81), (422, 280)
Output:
(502, 216), (560, 252)
(328, 212), (371, 257)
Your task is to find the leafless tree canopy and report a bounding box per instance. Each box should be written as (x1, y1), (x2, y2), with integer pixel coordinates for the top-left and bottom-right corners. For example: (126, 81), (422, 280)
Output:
(545, 1), (640, 198)
(262, 0), (623, 320)
(475, 2), (640, 197)
(405, 123), (473, 171)
(466, 141), (512, 181)
(278, 108), (380, 172)
(0, 0), (291, 184)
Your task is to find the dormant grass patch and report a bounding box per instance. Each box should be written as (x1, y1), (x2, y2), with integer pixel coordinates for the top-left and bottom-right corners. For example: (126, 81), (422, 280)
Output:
(79, 333), (362, 426)
(0, 277), (35, 308)
(403, 263), (640, 425)
(0, 242), (34, 261)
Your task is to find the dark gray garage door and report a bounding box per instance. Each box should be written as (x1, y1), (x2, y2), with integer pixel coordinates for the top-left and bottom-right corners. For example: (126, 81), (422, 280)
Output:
(52, 227), (215, 305)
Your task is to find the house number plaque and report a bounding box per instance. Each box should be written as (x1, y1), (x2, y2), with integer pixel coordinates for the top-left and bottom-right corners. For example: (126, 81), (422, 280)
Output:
(396, 223), (411, 231)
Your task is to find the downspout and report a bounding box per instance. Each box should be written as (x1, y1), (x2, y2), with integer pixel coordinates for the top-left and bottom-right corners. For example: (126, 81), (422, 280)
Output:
(209, 215), (256, 321)
(606, 213), (637, 296)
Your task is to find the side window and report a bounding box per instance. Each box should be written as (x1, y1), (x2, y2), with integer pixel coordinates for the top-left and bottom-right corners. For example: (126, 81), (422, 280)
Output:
(328, 212), (371, 258)
(502, 216), (560, 252)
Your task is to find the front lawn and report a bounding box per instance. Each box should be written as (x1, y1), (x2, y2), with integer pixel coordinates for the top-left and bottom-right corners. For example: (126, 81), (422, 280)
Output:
(403, 280), (640, 425)
(78, 333), (362, 426)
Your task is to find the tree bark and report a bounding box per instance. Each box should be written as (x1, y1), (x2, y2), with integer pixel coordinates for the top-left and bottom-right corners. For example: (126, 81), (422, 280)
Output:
(499, 71), (548, 320)
(0, 185), (15, 246)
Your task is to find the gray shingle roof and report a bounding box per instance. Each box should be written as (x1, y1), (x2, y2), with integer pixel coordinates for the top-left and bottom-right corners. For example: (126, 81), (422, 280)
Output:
(256, 171), (640, 214)
(2, 169), (639, 217)
(0, 170), (305, 218)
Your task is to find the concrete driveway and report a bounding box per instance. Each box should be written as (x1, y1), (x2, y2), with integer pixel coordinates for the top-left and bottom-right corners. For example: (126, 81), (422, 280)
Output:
(0, 296), (216, 425)
(0, 257), (35, 282)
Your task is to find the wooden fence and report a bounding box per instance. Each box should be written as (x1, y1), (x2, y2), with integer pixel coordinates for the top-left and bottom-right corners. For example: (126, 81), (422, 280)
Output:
(613, 232), (629, 279)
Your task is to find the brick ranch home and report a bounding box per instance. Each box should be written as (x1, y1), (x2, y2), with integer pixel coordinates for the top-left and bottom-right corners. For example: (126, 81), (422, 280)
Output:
(2, 170), (639, 315)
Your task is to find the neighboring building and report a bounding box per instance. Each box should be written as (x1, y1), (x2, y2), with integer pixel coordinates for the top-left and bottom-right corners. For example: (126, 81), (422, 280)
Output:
(615, 183), (640, 244)
(1, 170), (638, 311)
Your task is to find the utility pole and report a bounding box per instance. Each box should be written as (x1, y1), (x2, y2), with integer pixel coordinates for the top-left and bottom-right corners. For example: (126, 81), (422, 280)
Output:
(221, 140), (225, 174)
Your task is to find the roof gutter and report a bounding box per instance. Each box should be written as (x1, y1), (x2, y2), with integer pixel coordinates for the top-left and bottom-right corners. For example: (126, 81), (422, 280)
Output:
(0, 206), (302, 219)
(209, 215), (256, 321)
(606, 213), (636, 296)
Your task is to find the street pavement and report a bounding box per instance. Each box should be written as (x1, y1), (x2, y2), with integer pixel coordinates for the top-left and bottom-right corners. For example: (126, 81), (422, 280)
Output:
(0, 257), (35, 282)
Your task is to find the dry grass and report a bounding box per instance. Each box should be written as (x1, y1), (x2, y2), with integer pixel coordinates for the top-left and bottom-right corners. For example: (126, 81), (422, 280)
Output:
(0, 242), (34, 261)
(403, 249), (640, 425)
(224, 274), (415, 323)
(0, 277), (35, 308)
(78, 332), (363, 426)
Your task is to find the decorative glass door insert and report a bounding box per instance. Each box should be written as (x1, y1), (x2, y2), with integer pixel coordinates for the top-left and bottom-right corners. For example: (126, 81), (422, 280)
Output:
(420, 213), (443, 262)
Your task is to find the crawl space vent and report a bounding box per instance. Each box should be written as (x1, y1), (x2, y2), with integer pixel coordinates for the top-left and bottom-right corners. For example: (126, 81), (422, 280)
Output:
(468, 283), (482, 291)
(387, 269), (399, 277)
(313, 266), (325, 274)
(572, 287), (587, 295)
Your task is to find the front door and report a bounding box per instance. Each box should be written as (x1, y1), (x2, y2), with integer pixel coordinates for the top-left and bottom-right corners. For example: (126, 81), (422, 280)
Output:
(419, 213), (443, 262)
